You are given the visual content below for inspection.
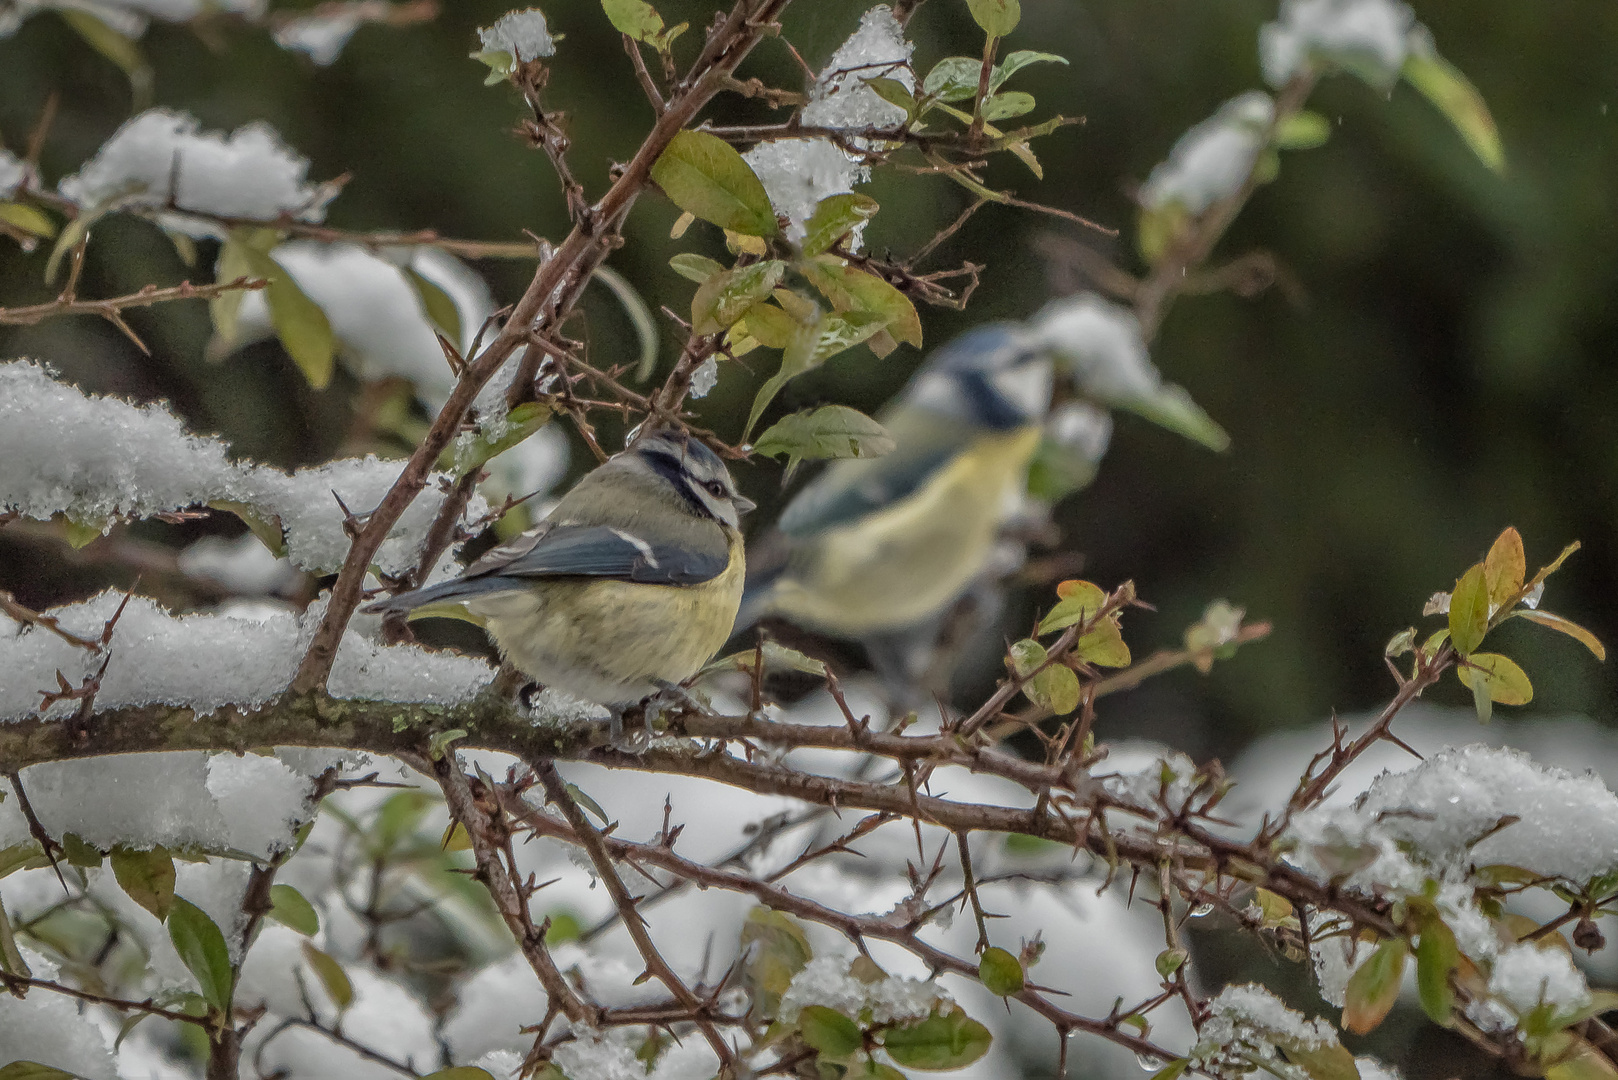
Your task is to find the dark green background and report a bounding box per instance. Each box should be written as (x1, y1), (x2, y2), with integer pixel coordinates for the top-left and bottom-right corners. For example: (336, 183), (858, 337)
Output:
(2, 4), (1614, 1075)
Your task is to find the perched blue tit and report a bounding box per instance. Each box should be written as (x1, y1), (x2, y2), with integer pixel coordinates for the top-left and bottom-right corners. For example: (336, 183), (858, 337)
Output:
(740, 324), (1053, 641)
(367, 430), (754, 712)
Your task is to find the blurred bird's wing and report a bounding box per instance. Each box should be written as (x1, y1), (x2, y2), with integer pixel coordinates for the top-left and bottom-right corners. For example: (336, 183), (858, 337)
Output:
(775, 409), (964, 539)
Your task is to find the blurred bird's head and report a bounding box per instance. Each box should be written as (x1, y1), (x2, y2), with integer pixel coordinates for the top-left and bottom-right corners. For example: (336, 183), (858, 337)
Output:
(901, 324), (1053, 431)
(627, 429), (756, 529)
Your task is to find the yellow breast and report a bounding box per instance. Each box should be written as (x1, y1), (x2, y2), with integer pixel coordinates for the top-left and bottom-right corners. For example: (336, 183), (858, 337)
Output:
(768, 425), (1042, 636)
(471, 529), (745, 705)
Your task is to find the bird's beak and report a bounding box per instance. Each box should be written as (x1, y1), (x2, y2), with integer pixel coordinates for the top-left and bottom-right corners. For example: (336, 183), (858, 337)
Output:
(733, 494), (757, 514)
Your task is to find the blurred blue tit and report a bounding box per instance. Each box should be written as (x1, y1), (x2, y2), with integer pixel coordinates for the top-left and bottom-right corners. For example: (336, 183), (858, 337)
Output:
(740, 324), (1053, 640)
(367, 430), (754, 710)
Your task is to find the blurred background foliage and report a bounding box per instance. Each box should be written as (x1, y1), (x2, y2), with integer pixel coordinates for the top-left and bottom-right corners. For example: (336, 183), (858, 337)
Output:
(5, 0), (1613, 756)
(2, 3), (1616, 1077)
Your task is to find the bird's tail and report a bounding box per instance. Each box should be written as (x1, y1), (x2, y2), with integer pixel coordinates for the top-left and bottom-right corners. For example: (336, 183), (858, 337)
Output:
(362, 575), (516, 617)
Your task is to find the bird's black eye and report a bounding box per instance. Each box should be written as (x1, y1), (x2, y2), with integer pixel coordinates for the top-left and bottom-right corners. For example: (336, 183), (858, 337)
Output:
(705, 480), (726, 497)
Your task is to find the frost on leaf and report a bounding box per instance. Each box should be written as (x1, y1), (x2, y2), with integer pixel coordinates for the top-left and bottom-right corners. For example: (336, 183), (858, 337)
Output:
(1288, 745), (1618, 889)
(743, 5), (913, 240)
(1260, 0), (1418, 90)
(1030, 293), (1230, 451)
(0, 146), (25, 197)
(478, 7), (556, 62)
(1140, 91), (1275, 216)
(778, 955), (948, 1025)
(1191, 983), (1350, 1080)
(273, 10), (364, 65)
(57, 109), (337, 236)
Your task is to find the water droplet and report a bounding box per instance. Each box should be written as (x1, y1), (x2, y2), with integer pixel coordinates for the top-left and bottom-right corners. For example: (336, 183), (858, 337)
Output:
(1190, 903), (1214, 918)
(1136, 1053), (1166, 1071)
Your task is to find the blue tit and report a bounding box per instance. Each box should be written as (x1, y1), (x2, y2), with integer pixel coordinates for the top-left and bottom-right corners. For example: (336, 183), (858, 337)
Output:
(740, 324), (1053, 641)
(367, 430), (754, 712)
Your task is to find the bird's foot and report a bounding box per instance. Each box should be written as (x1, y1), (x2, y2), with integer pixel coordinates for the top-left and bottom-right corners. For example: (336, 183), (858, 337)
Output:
(607, 706), (651, 755)
(649, 679), (709, 715)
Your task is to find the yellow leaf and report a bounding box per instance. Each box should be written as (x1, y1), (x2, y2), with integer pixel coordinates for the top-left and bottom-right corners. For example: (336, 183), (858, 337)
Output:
(1456, 652), (1533, 706)
(1448, 562), (1490, 655)
(1516, 610), (1606, 661)
(1484, 527), (1525, 609)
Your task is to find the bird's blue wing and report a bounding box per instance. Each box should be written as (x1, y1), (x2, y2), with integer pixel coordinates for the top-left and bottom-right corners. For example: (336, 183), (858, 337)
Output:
(493, 524), (727, 585)
(776, 440), (958, 538)
(365, 524), (726, 615)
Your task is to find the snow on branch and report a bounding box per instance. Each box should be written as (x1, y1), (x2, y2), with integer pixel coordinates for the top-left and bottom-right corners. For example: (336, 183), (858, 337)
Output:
(0, 360), (484, 574)
(57, 109), (340, 236)
(0, 589), (494, 722)
(743, 5), (914, 239)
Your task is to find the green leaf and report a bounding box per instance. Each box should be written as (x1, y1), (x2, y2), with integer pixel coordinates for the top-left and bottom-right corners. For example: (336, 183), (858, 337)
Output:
(267, 884), (320, 936)
(966, 0), (1020, 38)
(1456, 652), (1533, 706)
(799, 1004), (864, 1062)
(61, 10), (152, 107)
(708, 640), (830, 679)
(1076, 616), (1131, 668)
(1280, 1043), (1362, 1080)
(799, 256), (922, 347)
(978, 946), (1025, 996)
(802, 194), (880, 258)
(0, 842), (48, 880)
(253, 248), (337, 389)
(1155, 948), (1188, 978)
(564, 783), (611, 826)
(981, 92), (1035, 122)
(168, 897), (234, 1012)
(1038, 580), (1107, 634)
(1341, 936), (1406, 1034)
(1448, 562), (1490, 655)
(752, 405), (895, 476)
(744, 310), (886, 439)
(601, 0), (664, 42)
(302, 941), (354, 1010)
(590, 264), (661, 381)
(210, 227), (276, 345)
(1546, 1039), (1618, 1080)
(423, 1070), (498, 1080)
(0, 203), (57, 240)
(741, 908), (813, 1020)
(0, 896), (31, 980)
(651, 130), (777, 237)
(669, 252), (726, 284)
(692, 259), (786, 334)
(1274, 110), (1332, 150)
(863, 77), (918, 121)
(881, 1010), (993, 1070)
(1010, 639), (1081, 714)
(1416, 913), (1458, 1026)
(1484, 527), (1526, 609)
(110, 844), (176, 921)
(372, 790), (434, 856)
(1146, 1063), (1189, 1080)
(1515, 610), (1606, 661)
(922, 57), (984, 102)
(405, 267), (463, 343)
(1402, 50), (1505, 173)
(846, 1060), (907, 1080)
(470, 48), (515, 85)
(0, 1064), (78, 1080)
(991, 50), (1067, 92)
(61, 832), (102, 868)
(1119, 383), (1230, 453)
(447, 401), (553, 477)
(738, 300), (800, 349)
